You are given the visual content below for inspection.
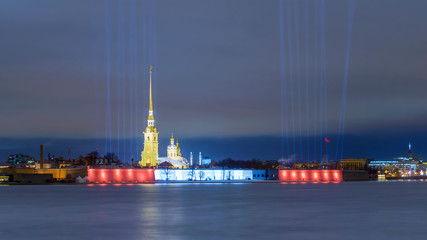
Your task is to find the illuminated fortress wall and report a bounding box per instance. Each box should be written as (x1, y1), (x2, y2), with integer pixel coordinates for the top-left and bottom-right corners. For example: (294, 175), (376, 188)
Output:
(87, 168), (155, 183)
(155, 169), (253, 181)
(278, 170), (342, 182)
(87, 168), (342, 183)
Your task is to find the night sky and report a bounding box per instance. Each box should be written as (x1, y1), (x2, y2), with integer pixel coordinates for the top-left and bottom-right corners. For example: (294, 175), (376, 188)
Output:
(0, 0), (426, 162)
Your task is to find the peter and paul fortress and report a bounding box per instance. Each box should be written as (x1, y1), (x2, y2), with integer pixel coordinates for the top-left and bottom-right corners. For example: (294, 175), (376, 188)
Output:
(139, 66), (188, 169)
(86, 66), (341, 183)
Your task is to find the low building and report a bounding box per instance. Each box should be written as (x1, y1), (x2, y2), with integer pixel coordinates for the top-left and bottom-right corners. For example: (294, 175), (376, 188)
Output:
(340, 158), (370, 171)
(368, 143), (425, 177)
(252, 169), (278, 180)
(9, 174), (53, 184)
(202, 156), (212, 166)
(369, 160), (422, 177)
(0, 168), (87, 180)
(35, 162), (53, 169)
(6, 154), (35, 164)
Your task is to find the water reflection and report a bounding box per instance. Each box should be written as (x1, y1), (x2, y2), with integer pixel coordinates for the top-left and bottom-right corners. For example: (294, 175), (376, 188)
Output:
(1, 183), (427, 240)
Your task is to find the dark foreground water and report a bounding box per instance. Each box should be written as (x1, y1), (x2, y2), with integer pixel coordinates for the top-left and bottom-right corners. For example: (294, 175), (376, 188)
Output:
(0, 181), (426, 240)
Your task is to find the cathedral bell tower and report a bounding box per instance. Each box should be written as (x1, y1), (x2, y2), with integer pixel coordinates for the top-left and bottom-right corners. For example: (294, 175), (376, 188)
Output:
(139, 66), (159, 167)
(167, 134), (179, 160)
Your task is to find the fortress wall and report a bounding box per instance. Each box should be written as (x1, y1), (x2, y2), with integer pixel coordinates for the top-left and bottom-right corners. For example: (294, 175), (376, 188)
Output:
(278, 170), (342, 182)
(87, 168), (155, 183)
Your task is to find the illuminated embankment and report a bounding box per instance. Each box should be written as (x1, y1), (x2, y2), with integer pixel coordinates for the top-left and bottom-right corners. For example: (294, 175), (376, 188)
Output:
(279, 170), (342, 182)
(87, 168), (155, 183)
(87, 168), (342, 183)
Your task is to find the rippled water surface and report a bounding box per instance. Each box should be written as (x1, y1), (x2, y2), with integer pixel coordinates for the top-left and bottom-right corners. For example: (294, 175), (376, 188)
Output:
(0, 182), (426, 240)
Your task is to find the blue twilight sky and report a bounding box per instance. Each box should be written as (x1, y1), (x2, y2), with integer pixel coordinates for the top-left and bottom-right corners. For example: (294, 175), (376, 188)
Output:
(0, 0), (426, 161)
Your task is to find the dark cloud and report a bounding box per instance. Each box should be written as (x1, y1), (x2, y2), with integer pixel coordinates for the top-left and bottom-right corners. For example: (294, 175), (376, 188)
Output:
(0, 0), (426, 159)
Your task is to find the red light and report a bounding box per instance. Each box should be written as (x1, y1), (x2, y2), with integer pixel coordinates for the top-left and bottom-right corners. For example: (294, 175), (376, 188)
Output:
(278, 170), (342, 183)
(334, 172), (340, 181)
(88, 169), (95, 182)
(291, 171), (297, 181)
(101, 170), (107, 182)
(127, 169), (135, 182)
(88, 169), (155, 183)
(323, 172), (329, 181)
(113, 169), (123, 182)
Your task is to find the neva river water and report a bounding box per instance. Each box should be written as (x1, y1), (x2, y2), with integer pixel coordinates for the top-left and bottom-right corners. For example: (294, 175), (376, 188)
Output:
(0, 182), (426, 240)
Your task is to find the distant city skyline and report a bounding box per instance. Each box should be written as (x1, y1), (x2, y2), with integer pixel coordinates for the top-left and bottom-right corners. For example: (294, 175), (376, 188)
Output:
(0, 134), (425, 163)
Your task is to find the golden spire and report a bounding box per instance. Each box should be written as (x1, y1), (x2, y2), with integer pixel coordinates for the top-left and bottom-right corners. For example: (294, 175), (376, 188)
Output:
(176, 138), (181, 157)
(149, 66), (153, 113)
(171, 132), (174, 141)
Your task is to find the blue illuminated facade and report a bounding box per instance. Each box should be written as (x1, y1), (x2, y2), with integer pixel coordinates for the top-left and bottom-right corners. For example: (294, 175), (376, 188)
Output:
(201, 157), (211, 166)
(368, 143), (425, 177)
